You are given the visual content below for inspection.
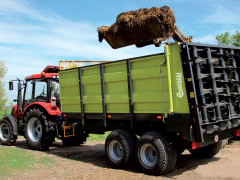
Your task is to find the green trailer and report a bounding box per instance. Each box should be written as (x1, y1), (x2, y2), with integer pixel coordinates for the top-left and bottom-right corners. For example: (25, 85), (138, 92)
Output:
(59, 42), (240, 175)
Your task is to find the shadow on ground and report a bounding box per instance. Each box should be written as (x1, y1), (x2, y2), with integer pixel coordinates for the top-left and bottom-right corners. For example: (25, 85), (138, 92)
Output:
(9, 138), (224, 178)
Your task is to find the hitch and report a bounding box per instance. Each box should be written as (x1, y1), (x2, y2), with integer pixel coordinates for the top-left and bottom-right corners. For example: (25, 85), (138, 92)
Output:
(63, 121), (75, 137)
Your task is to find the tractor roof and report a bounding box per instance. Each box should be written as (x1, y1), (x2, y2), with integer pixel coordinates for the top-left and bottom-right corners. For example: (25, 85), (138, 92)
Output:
(25, 65), (59, 81)
(42, 66), (59, 73)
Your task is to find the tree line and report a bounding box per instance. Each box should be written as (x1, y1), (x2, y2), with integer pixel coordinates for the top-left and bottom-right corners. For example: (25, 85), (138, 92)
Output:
(216, 31), (240, 47)
(0, 61), (8, 111)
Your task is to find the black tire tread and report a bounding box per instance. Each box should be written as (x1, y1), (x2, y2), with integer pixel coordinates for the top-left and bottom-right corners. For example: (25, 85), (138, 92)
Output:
(105, 129), (137, 169)
(0, 119), (15, 146)
(136, 131), (177, 175)
(24, 108), (55, 151)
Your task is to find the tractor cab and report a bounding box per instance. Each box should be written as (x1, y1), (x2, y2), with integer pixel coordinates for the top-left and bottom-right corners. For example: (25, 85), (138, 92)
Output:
(9, 66), (61, 120)
(24, 66), (60, 106)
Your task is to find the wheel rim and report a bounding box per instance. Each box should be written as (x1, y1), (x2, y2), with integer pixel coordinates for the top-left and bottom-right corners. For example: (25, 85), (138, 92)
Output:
(109, 140), (123, 161)
(0, 123), (10, 141)
(140, 144), (157, 167)
(27, 117), (42, 142)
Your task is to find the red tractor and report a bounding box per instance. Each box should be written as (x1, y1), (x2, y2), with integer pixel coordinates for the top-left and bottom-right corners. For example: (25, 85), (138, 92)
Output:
(0, 66), (87, 150)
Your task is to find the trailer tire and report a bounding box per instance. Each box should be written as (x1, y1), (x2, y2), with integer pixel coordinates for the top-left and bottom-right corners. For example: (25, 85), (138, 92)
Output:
(135, 131), (177, 175)
(24, 108), (55, 151)
(0, 119), (15, 145)
(105, 129), (137, 169)
(189, 141), (222, 159)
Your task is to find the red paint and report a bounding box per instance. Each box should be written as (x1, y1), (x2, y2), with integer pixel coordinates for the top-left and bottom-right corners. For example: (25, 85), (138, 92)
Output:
(22, 102), (61, 118)
(25, 65), (59, 80)
(11, 104), (18, 119)
(42, 65), (59, 73)
(25, 73), (59, 80)
(191, 142), (199, 150)
(234, 129), (240, 137)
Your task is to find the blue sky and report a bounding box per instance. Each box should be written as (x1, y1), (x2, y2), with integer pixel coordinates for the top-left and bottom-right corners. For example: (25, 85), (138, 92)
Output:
(1, 0), (240, 104)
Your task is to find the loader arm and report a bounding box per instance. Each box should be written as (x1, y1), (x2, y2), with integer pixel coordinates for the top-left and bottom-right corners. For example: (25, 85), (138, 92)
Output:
(135, 24), (192, 48)
(172, 25), (192, 42)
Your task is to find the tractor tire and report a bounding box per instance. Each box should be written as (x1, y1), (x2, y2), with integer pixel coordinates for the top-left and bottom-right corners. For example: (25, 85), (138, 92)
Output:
(0, 119), (15, 145)
(105, 129), (137, 169)
(135, 131), (177, 175)
(189, 141), (222, 159)
(24, 108), (55, 151)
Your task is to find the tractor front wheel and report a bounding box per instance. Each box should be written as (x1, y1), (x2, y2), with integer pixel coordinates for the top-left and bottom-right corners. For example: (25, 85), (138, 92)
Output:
(0, 119), (15, 145)
(24, 108), (55, 151)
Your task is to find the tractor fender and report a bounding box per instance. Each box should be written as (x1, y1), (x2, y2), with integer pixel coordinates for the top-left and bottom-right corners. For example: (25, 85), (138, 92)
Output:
(11, 104), (18, 119)
(22, 102), (61, 118)
(3, 115), (18, 135)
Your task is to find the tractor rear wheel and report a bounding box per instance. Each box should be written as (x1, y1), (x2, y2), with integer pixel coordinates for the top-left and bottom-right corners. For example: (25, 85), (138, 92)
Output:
(0, 119), (15, 145)
(24, 108), (55, 151)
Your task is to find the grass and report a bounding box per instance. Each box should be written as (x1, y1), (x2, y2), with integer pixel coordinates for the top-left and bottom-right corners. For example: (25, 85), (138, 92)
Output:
(0, 146), (55, 179)
(0, 109), (11, 119)
(87, 131), (111, 141)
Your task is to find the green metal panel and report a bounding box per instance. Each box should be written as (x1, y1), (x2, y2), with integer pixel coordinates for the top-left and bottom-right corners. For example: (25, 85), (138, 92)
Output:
(166, 43), (189, 114)
(131, 54), (170, 115)
(59, 46), (189, 116)
(104, 61), (129, 113)
(59, 69), (81, 113)
(82, 66), (102, 113)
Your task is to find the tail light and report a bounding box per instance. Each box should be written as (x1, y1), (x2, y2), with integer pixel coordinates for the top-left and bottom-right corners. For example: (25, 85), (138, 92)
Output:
(51, 97), (57, 110)
(234, 129), (240, 137)
(191, 142), (199, 150)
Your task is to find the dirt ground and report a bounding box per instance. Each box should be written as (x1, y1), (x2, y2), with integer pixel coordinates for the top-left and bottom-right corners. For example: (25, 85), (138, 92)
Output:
(4, 137), (240, 180)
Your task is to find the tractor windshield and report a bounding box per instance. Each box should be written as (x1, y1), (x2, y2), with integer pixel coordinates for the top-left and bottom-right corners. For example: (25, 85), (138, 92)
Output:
(50, 79), (60, 101)
(34, 79), (48, 101)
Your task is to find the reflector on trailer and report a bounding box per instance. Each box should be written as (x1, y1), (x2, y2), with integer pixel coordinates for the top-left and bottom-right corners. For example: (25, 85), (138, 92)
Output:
(191, 142), (199, 150)
(234, 129), (240, 137)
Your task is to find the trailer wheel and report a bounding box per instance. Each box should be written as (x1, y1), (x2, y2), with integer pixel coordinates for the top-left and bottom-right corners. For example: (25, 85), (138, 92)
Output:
(24, 108), (55, 151)
(0, 119), (15, 145)
(105, 129), (137, 169)
(189, 141), (222, 158)
(135, 131), (177, 175)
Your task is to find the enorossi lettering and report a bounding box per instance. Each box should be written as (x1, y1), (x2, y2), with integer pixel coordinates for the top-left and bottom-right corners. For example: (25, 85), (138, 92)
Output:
(176, 73), (184, 98)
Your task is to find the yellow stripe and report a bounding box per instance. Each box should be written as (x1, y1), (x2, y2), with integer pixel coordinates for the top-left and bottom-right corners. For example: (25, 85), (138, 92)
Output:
(166, 44), (174, 113)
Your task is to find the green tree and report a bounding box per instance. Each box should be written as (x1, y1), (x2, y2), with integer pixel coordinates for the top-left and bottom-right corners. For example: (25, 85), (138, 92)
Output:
(216, 31), (240, 47)
(0, 61), (8, 111)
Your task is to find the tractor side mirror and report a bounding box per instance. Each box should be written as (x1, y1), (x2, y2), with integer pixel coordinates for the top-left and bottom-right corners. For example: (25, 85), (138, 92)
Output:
(9, 81), (13, 90)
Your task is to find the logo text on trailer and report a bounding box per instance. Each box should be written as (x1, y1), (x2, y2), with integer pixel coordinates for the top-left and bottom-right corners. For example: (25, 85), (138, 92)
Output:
(176, 73), (184, 98)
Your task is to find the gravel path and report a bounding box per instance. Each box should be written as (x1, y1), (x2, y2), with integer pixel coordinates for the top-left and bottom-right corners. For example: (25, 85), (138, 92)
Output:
(5, 137), (240, 180)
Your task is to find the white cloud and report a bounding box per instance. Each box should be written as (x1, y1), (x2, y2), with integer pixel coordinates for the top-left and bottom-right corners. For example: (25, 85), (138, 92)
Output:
(193, 34), (217, 44)
(201, 5), (240, 24)
(0, 0), (164, 104)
